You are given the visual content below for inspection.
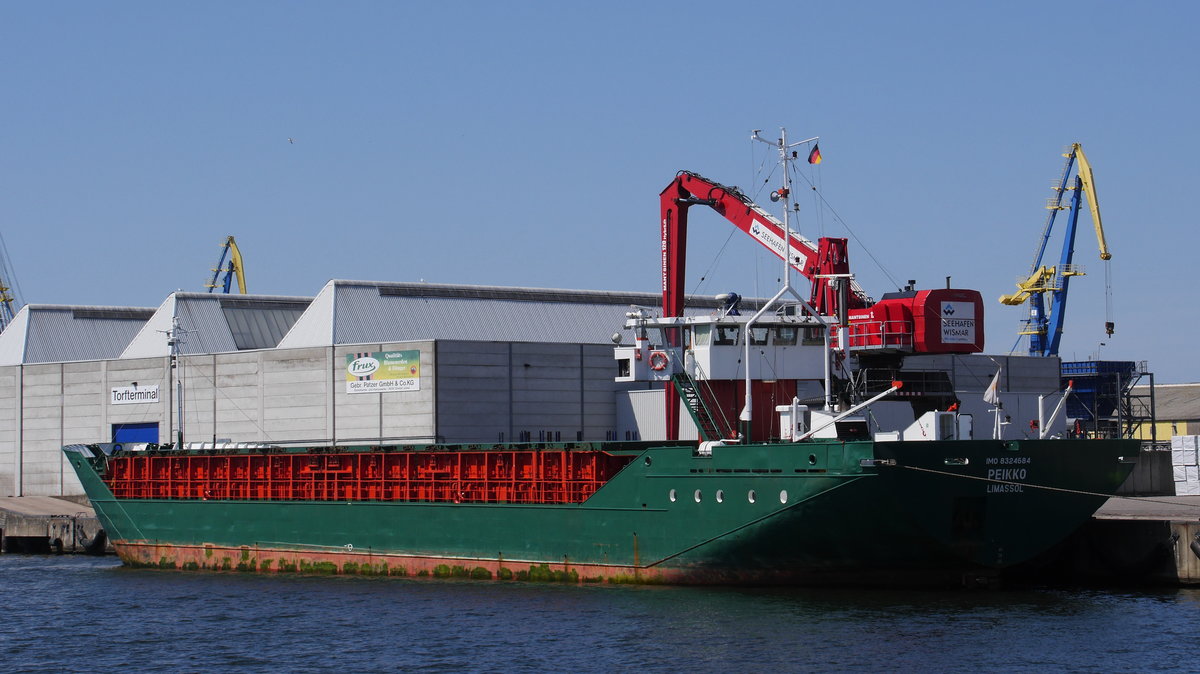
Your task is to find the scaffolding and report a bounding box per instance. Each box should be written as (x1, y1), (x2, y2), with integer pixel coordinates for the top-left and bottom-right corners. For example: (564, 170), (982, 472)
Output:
(1061, 360), (1155, 440)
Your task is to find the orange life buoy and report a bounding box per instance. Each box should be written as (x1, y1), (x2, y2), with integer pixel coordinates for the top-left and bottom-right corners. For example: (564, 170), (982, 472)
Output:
(649, 351), (669, 371)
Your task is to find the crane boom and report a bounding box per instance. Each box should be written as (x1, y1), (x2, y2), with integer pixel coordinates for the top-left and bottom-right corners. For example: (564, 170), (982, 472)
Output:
(206, 236), (248, 294)
(1073, 145), (1111, 261)
(0, 278), (15, 330)
(661, 168), (983, 355)
(0, 233), (22, 331)
(660, 171), (872, 318)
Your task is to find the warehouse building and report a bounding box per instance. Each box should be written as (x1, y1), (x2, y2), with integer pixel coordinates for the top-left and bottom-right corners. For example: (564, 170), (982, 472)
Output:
(0, 281), (716, 497)
(1134, 383), (1200, 440)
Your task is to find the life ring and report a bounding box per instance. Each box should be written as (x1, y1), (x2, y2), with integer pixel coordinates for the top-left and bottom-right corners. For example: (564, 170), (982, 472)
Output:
(649, 351), (669, 371)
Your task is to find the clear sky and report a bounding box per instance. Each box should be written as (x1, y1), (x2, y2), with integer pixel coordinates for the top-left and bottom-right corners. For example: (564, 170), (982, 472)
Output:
(2, 2), (1196, 380)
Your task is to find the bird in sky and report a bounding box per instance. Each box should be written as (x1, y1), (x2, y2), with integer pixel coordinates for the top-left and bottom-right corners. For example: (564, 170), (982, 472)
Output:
(287, 137), (294, 144)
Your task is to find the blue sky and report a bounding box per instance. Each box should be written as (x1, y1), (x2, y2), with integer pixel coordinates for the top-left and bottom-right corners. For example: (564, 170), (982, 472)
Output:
(2, 2), (1196, 380)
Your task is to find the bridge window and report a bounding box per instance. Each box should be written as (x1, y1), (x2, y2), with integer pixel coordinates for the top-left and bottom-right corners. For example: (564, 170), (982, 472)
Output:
(803, 326), (826, 345)
(692, 325), (711, 347)
(749, 327), (769, 345)
(714, 326), (740, 346)
(772, 327), (797, 346)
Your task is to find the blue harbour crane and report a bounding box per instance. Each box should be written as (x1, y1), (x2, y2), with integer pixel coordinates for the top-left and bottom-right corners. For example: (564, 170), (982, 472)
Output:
(206, 236), (248, 294)
(1000, 144), (1112, 357)
(0, 233), (23, 331)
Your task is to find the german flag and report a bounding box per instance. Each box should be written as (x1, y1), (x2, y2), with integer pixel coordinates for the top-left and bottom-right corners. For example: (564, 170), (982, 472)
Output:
(807, 144), (822, 165)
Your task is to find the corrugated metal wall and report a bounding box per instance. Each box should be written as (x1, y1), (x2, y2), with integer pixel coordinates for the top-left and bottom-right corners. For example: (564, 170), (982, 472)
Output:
(434, 341), (623, 444)
(615, 388), (699, 442)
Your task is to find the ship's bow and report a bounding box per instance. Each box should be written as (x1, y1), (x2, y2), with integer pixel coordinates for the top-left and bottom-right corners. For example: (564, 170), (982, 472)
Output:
(871, 438), (1139, 570)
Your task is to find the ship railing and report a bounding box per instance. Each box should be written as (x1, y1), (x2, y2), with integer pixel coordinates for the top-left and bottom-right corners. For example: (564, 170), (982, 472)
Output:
(181, 442), (280, 451)
(1017, 319), (1046, 336)
(838, 320), (914, 351)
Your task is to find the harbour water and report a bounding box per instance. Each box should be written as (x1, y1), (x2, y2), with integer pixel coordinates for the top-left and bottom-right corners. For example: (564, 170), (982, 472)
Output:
(3, 555), (1199, 672)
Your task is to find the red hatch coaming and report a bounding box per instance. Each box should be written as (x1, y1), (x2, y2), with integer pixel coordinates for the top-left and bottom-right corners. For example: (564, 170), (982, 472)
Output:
(103, 450), (635, 505)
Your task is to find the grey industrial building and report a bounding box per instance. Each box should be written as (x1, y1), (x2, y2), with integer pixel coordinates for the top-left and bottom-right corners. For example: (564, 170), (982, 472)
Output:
(1, 281), (711, 497)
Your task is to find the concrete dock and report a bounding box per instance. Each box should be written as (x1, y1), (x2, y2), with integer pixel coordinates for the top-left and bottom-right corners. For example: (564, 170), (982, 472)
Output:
(1008, 494), (1200, 586)
(0, 496), (107, 554)
(1094, 494), (1200, 521)
(1091, 494), (1200, 584)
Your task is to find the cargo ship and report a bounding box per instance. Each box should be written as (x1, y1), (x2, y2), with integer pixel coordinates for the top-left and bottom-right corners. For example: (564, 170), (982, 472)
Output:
(63, 130), (1140, 585)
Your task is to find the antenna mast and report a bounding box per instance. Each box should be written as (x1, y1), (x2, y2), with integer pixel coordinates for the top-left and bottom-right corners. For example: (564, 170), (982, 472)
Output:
(743, 129), (832, 435)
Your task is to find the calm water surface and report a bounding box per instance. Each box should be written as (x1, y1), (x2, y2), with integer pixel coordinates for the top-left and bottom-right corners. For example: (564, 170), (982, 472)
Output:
(2, 555), (1199, 672)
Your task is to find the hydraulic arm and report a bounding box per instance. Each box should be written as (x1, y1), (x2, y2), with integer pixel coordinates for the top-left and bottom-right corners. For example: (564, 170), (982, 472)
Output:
(660, 171), (871, 319)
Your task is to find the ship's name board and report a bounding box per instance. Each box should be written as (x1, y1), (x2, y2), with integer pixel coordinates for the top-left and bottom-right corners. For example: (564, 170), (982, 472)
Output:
(111, 385), (160, 405)
(984, 456), (1031, 493)
(940, 301), (976, 344)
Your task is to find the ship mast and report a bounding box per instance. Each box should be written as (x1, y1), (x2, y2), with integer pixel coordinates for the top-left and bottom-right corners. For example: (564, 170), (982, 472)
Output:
(744, 129), (833, 436)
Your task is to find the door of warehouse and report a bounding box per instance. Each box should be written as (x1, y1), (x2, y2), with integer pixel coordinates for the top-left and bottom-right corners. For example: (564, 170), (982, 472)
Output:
(112, 422), (159, 444)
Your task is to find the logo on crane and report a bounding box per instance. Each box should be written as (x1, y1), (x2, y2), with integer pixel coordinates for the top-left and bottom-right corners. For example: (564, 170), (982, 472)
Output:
(940, 301), (976, 344)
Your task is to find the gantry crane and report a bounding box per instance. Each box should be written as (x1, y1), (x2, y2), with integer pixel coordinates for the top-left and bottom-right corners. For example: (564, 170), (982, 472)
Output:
(0, 234), (22, 331)
(206, 236), (247, 294)
(0, 277), (16, 330)
(1000, 144), (1112, 356)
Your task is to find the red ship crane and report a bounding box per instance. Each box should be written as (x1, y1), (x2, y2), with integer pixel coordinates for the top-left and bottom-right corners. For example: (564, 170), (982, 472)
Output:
(659, 169), (984, 355)
(660, 170), (869, 321)
(656, 144), (985, 440)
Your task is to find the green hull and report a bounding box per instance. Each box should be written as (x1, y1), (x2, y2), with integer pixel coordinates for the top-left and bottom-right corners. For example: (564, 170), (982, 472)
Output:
(64, 437), (1139, 585)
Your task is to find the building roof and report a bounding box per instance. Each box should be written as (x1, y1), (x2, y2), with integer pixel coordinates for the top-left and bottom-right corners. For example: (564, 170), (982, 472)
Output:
(0, 304), (156, 365)
(120, 292), (312, 358)
(1132, 383), (1200, 421)
(0, 281), (768, 362)
(276, 280), (737, 349)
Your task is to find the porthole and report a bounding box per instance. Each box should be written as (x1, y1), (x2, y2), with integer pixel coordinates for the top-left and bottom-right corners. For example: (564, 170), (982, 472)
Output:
(808, 454), (818, 466)
(694, 489), (702, 503)
(716, 489), (725, 503)
(669, 489), (677, 503)
(779, 489), (789, 504)
(748, 489), (757, 504)
(644, 456), (653, 466)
